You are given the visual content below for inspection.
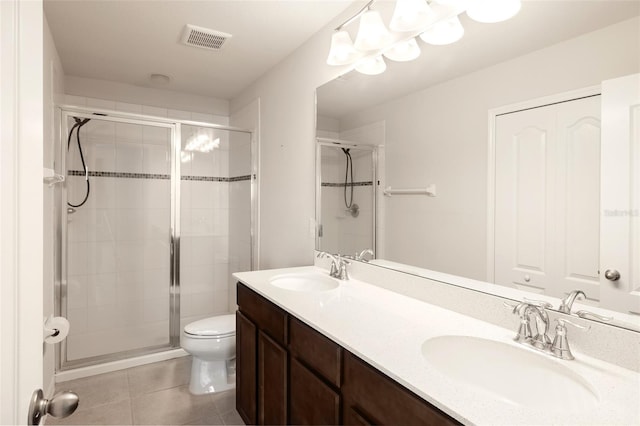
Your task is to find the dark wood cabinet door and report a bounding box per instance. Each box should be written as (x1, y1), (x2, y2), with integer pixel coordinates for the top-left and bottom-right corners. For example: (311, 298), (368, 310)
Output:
(342, 352), (459, 426)
(236, 311), (257, 425)
(289, 357), (340, 425)
(343, 404), (378, 426)
(259, 330), (287, 425)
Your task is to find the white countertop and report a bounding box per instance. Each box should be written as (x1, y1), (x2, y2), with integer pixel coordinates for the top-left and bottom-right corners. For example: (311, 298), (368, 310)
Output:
(234, 266), (640, 426)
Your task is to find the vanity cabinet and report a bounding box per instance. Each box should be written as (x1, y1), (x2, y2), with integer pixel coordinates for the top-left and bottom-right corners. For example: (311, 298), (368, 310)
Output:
(236, 311), (257, 424)
(289, 316), (342, 425)
(237, 283), (288, 425)
(258, 331), (287, 424)
(236, 282), (459, 426)
(342, 352), (458, 426)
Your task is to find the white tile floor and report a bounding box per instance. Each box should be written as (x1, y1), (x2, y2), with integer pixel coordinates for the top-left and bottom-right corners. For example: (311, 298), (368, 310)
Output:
(47, 356), (244, 425)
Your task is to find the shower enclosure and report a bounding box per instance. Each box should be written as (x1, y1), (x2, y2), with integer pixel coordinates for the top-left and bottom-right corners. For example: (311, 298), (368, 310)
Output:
(316, 139), (377, 257)
(57, 107), (254, 370)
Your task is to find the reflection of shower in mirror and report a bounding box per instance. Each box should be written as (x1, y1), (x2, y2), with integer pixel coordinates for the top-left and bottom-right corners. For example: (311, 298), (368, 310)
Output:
(340, 147), (359, 218)
(316, 138), (377, 259)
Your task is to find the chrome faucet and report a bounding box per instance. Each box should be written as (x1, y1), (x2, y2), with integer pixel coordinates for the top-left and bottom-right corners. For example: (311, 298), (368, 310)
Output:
(509, 301), (551, 347)
(507, 299), (590, 360)
(559, 290), (586, 314)
(526, 305), (552, 350)
(316, 252), (350, 280)
(355, 248), (374, 262)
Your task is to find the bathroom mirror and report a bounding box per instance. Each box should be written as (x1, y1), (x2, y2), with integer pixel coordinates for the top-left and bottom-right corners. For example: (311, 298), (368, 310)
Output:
(315, 139), (377, 259)
(315, 1), (640, 331)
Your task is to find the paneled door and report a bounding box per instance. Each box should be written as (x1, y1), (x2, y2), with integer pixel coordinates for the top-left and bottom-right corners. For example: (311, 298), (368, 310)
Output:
(494, 96), (601, 301)
(1, 0), (45, 423)
(600, 73), (640, 315)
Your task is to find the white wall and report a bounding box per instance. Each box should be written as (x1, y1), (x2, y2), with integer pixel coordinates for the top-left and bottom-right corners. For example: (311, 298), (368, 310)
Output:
(43, 15), (65, 395)
(230, 4), (361, 269)
(65, 75), (229, 117)
(338, 17), (640, 280)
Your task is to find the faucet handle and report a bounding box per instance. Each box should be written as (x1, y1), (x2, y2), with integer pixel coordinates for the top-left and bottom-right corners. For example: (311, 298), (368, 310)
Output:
(504, 302), (534, 342)
(576, 310), (613, 322)
(523, 298), (553, 309)
(556, 317), (590, 331)
(504, 301), (532, 317)
(503, 301), (517, 311)
(336, 257), (350, 280)
(551, 318), (590, 360)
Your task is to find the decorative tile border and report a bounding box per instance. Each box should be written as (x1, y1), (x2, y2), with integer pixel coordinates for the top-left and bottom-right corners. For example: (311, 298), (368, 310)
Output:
(68, 170), (252, 182)
(69, 170), (170, 180)
(321, 181), (373, 187)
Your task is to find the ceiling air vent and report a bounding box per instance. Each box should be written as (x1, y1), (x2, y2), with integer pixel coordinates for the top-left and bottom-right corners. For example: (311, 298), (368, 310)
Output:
(181, 24), (231, 51)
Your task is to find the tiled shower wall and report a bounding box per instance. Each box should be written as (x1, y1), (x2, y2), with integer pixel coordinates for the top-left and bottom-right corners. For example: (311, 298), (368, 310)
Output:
(320, 148), (374, 257)
(64, 95), (249, 362)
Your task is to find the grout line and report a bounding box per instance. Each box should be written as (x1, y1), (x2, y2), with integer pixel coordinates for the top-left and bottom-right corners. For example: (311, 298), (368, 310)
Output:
(125, 367), (134, 425)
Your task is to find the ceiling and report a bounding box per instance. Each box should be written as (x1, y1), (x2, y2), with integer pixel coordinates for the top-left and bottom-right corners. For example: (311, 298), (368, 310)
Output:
(44, 0), (355, 100)
(317, 1), (640, 119)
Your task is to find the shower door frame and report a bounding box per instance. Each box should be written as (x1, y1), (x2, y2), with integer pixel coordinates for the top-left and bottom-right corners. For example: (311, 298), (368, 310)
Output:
(56, 105), (254, 371)
(315, 138), (378, 257)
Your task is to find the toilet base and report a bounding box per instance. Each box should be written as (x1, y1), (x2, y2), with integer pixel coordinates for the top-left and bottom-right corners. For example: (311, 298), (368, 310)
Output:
(188, 357), (236, 395)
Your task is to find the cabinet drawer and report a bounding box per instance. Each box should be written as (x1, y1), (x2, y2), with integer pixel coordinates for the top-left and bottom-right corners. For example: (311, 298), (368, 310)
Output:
(289, 316), (342, 387)
(289, 357), (340, 425)
(237, 283), (288, 345)
(342, 352), (459, 426)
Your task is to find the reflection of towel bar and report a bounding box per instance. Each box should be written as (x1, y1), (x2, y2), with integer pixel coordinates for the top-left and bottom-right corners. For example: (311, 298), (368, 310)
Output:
(383, 184), (436, 197)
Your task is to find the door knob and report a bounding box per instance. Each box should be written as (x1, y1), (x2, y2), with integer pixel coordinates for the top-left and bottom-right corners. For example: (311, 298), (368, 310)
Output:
(604, 269), (621, 281)
(28, 389), (79, 425)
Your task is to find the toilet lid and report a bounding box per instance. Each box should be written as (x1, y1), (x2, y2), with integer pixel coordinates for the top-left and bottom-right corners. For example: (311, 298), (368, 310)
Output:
(184, 314), (236, 337)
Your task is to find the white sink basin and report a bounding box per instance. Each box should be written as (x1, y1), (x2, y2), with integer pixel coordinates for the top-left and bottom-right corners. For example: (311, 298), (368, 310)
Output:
(269, 272), (339, 292)
(421, 335), (598, 409)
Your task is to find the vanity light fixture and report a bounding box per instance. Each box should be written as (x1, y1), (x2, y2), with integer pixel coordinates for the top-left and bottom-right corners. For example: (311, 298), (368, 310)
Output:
(419, 16), (464, 45)
(466, 0), (522, 24)
(185, 131), (220, 153)
(327, 0), (521, 75)
(384, 38), (421, 62)
(355, 55), (387, 75)
(354, 9), (393, 51)
(389, 0), (435, 32)
(327, 30), (361, 65)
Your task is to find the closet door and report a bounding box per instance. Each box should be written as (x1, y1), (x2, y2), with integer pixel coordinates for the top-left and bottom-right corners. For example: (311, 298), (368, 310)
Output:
(553, 96), (601, 299)
(494, 106), (557, 295)
(600, 74), (640, 315)
(494, 96), (601, 300)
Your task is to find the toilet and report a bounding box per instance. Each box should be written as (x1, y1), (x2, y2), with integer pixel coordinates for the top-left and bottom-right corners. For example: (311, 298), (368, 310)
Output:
(181, 314), (236, 395)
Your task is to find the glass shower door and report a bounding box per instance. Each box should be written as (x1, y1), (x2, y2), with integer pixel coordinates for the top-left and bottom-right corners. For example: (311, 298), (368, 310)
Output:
(179, 125), (252, 329)
(62, 113), (175, 366)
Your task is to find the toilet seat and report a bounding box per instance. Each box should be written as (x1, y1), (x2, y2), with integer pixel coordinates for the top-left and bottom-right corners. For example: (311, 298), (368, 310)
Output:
(184, 314), (235, 339)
